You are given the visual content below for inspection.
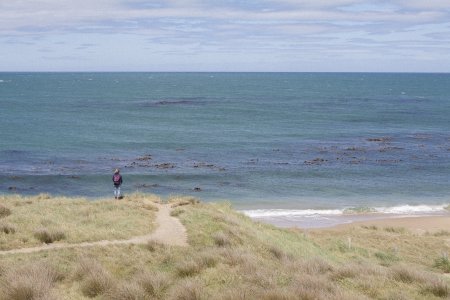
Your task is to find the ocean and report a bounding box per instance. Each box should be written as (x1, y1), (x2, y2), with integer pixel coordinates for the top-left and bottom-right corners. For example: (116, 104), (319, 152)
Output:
(1, 72), (449, 227)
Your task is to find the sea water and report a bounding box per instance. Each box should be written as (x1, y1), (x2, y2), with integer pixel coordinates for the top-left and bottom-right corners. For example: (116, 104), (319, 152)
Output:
(1, 73), (449, 227)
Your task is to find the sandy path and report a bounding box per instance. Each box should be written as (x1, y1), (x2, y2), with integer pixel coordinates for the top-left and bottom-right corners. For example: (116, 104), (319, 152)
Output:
(0, 203), (188, 255)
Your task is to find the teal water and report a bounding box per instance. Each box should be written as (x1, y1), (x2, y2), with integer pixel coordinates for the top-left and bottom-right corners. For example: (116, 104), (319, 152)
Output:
(1, 73), (449, 214)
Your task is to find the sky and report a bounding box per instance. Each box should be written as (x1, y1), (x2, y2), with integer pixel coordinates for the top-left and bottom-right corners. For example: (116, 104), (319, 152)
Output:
(1, 0), (450, 72)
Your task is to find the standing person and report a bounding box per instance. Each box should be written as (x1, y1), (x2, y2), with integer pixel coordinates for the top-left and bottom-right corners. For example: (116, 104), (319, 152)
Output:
(112, 169), (123, 199)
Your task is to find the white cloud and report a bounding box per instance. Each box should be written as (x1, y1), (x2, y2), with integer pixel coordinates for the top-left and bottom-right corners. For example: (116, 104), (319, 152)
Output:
(0, 0), (449, 71)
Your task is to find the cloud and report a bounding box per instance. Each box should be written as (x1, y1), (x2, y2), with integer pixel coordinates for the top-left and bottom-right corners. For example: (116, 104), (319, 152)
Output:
(0, 0), (449, 71)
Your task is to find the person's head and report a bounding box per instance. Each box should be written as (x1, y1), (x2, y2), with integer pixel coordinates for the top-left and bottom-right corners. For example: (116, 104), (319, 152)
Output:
(114, 168), (120, 174)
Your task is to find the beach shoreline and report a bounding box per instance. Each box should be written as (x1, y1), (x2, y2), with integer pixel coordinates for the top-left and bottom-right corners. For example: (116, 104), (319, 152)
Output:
(327, 214), (450, 234)
(250, 211), (450, 232)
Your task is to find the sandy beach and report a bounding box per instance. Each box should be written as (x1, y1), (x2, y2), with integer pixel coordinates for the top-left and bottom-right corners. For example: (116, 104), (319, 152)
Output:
(329, 215), (450, 235)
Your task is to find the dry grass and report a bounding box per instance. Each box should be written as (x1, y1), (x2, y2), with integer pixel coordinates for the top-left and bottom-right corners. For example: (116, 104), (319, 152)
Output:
(292, 274), (345, 300)
(432, 230), (450, 237)
(0, 223), (16, 234)
(168, 196), (200, 208)
(390, 264), (429, 284)
(0, 194), (157, 250)
(298, 256), (334, 275)
(175, 258), (203, 277)
(168, 278), (203, 300)
(0, 204), (12, 218)
(33, 227), (65, 244)
(0, 261), (61, 300)
(107, 281), (148, 300)
(74, 257), (115, 297)
(0, 195), (449, 300)
(267, 245), (286, 260)
(134, 271), (171, 298)
(145, 239), (166, 252)
(331, 262), (385, 281)
(196, 250), (219, 268)
(212, 231), (231, 247)
(421, 277), (449, 298)
(383, 226), (407, 234)
(434, 256), (450, 273)
(170, 208), (185, 217)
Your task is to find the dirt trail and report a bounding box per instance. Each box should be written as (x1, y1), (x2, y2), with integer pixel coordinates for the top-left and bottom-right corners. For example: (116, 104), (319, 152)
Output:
(0, 203), (188, 255)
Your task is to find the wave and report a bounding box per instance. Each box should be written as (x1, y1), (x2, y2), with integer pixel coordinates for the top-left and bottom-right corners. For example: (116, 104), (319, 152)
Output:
(242, 204), (449, 218)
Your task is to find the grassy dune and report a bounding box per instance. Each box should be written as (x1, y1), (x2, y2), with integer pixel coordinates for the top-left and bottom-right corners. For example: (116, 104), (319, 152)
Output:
(0, 194), (449, 299)
(0, 194), (158, 250)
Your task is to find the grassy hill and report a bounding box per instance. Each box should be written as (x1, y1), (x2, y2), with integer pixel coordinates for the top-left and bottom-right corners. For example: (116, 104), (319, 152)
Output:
(0, 194), (449, 299)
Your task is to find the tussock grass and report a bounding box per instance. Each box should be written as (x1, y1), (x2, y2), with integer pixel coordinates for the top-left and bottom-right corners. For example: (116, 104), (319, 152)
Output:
(175, 258), (203, 277)
(169, 195), (200, 208)
(267, 245), (286, 260)
(170, 208), (185, 217)
(293, 274), (345, 300)
(33, 227), (65, 244)
(145, 239), (165, 252)
(383, 226), (407, 234)
(0, 261), (61, 300)
(0, 204), (11, 218)
(434, 256), (450, 273)
(196, 250), (219, 268)
(361, 225), (378, 230)
(217, 287), (257, 300)
(107, 281), (148, 300)
(135, 271), (171, 298)
(299, 256), (334, 275)
(331, 262), (385, 281)
(1, 194), (449, 300)
(212, 231), (231, 247)
(74, 257), (115, 297)
(218, 248), (259, 267)
(390, 264), (430, 284)
(0, 223), (16, 234)
(374, 250), (399, 266)
(0, 194), (157, 250)
(168, 278), (203, 300)
(421, 277), (449, 298)
(432, 230), (450, 237)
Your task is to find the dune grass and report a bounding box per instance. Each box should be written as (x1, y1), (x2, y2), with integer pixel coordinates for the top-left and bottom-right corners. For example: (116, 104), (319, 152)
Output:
(0, 194), (448, 299)
(0, 193), (158, 250)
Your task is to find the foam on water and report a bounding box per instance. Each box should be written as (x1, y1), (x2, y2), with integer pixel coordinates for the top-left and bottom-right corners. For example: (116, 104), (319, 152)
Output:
(242, 203), (450, 228)
(242, 204), (450, 218)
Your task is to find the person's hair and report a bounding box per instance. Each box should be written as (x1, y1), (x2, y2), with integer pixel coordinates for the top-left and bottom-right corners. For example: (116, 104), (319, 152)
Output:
(114, 169), (120, 174)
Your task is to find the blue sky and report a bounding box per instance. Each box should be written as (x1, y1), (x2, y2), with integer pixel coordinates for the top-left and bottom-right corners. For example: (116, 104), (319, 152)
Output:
(1, 0), (449, 72)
